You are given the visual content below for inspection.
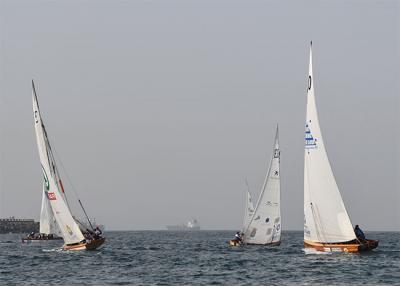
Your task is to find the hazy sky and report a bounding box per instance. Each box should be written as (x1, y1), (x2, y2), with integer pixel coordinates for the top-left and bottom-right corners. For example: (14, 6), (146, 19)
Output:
(0, 0), (398, 231)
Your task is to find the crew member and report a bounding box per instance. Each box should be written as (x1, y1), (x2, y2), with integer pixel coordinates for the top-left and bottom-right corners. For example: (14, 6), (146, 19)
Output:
(234, 231), (243, 243)
(354, 225), (366, 241)
(94, 227), (102, 238)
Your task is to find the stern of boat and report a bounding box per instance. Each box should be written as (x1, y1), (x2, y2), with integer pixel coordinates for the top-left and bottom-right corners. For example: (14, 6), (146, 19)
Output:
(85, 237), (106, 250)
(229, 240), (241, 247)
(358, 239), (379, 252)
(63, 237), (106, 251)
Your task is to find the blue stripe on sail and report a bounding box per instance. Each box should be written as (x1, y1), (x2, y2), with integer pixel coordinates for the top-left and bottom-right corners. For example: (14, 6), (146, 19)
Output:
(305, 122), (317, 149)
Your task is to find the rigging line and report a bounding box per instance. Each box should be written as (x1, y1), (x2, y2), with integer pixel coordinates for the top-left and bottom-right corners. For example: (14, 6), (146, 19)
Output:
(245, 177), (250, 193)
(243, 137), (277, 236)
(306, 155), (323, 242)
(51, 145), (81, 199)
(74, 215), (94, 232)
(79, 199), (94, 230)
(305, 153), (323, 242)
(317, 209), (327, 243)
(74, 217), (86, 228)
(310, 203), (322, 242)
(41, 123), (73, 211)
(51, 145), (94, 230)
(242, 178), (254, 233)
(242, 179), (248, 232)
(243, 178), (250, 230)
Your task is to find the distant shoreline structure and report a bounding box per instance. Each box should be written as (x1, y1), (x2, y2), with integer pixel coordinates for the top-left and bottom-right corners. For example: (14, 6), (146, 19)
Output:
(166, 219), (200, 231)
(0, 217), (39, 234)
(49, 229), (397, 232)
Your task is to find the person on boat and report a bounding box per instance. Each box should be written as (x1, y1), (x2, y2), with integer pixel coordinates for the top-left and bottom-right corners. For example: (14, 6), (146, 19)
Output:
(354, 225), (366, 241)
(84, 229), (93, 238)
(233, 231), (243, 243)
(83, 230), (93, 243)
(94, 227), (102, 238)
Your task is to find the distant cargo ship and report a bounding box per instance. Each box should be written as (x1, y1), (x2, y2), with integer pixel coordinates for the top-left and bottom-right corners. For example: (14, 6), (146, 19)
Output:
(166, 219), (200, 231)
(0, 217), (39, 234)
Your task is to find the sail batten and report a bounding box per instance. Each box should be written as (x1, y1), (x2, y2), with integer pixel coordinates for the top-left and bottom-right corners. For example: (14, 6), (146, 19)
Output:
(243, 126), (281, 244)
(303, 44), (356, 243)
(32, 81), (84, 245)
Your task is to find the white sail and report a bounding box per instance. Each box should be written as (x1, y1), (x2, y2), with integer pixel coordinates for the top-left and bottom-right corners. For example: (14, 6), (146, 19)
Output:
(304, 43), (356, 243)
(39, 184), (53, 234)
(242, 190), (255, 232)
(39, 183), (61, 235)
(243, 126), (281, 244)
(32, 81), (84, 245)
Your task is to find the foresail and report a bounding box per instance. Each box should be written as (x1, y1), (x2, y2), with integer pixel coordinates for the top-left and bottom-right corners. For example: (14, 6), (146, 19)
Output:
(32, 81), (84, 244)
(39, 184), (52, 234)
(244, 126), (281, 244)
(242, 190), (255, 232)
(304, 44), (356, 243)
(40, 183), (62, 235)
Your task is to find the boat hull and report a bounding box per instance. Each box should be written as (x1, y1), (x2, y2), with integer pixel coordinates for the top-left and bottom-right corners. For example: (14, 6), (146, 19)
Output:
(63, 237), (106, 251)
(229, 240), (242, 246)
(304, 239), (378, 253)
(246, 240), (281, 246)
(21, 237), (63, 243)
(230, 240), (281, 246)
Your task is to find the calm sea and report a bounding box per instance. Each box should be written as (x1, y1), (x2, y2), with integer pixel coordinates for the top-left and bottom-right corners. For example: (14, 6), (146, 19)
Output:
(0, 231), (399, 285)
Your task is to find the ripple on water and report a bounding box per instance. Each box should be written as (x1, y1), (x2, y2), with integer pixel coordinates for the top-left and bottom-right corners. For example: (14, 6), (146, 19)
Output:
(0, 231), (398, 285)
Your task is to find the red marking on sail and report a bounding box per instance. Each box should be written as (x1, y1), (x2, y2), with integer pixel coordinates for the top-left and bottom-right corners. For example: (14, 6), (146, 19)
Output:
(59, 179), (65, 193)
(47, 192), (56, 200)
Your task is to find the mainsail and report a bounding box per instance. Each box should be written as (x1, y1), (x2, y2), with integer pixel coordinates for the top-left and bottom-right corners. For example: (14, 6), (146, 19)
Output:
(32, 80), (84, 245)
(304, 43), (356, 243)
(243, 126), (281, 244)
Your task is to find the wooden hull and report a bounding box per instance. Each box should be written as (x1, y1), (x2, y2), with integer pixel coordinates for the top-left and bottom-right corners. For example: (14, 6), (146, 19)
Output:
(304, 239), (378, 253)
(63, 237), (106, 251)
(229, 240), (242, 246)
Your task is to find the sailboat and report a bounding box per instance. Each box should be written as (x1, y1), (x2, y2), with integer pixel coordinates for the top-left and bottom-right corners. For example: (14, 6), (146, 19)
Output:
(31, 80), (105, 251)
(21, 184), (63, 242)
(230, 126), (281, 246)
(303, 42), (378, 253)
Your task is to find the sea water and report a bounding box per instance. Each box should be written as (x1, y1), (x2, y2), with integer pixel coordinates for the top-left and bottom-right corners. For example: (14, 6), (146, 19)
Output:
(0, 231), (399, 285)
